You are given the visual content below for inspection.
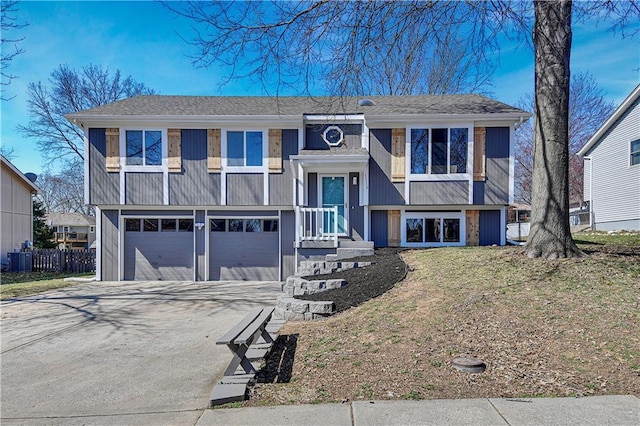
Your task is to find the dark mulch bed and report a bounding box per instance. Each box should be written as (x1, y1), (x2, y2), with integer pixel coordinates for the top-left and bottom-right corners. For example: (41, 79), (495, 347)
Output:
(295, 247), (409, 312)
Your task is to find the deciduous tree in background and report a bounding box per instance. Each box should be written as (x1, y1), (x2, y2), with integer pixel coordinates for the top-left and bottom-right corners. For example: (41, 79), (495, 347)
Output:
(515, 72), (616, 205)
(18, 64), (155, 215)
(170, 0), (638, 259)
(1, 0), (28, 101)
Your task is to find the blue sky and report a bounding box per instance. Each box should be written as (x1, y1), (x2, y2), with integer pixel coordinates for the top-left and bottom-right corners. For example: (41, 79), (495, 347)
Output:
(1, 1), (639, 176)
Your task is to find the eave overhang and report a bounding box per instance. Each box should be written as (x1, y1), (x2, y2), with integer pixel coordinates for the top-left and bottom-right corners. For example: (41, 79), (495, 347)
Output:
(577, 84), (640, 157)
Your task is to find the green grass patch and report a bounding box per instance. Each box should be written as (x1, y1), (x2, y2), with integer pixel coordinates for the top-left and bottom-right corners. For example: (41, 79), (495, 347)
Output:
(0, 272), (93, 300)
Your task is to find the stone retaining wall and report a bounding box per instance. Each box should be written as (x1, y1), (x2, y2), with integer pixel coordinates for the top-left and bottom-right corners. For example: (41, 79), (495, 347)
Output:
(273, 260), (373, 321)
(296, 260), (372, 276)
(274, 297), (335, 321)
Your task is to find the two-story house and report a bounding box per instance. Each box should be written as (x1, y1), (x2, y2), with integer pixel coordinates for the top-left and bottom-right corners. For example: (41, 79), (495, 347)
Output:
(66, 95), (530, 282)
(578, 84), (640, 231)
(46, 212), (96, 250)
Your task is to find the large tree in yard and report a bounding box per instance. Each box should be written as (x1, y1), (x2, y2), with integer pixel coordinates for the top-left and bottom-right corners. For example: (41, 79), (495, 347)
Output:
(515, 72), (615, 206)
(523, 0), (580, 258)
(170, 0), (637, 259)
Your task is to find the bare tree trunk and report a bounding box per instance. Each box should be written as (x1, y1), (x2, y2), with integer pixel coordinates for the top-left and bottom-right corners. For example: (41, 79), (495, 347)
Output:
(524, 0), (582, 259)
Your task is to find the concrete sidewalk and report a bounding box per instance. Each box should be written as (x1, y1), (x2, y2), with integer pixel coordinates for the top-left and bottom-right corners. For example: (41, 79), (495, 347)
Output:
(198, 395), (639, 426)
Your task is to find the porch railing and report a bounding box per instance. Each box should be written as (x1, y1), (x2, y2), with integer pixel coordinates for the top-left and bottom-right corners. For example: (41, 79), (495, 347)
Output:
(56, 232), (89, 242)
(295, 206), (339, 248)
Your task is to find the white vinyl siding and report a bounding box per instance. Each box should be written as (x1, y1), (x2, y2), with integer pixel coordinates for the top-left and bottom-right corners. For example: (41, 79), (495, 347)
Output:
(588, 97), (640, 229)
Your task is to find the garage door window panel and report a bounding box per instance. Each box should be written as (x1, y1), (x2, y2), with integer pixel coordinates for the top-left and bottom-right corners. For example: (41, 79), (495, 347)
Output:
(143, 219), (159, 232)
(264, 219), (278, 232)
(210, 219), (226, 232)
(179, 219), (194, 232)
(161, 219), (177, 231)
(245, 219), (261, 232)
(126, 219), (141, 232)
(229, 219), (243, 232)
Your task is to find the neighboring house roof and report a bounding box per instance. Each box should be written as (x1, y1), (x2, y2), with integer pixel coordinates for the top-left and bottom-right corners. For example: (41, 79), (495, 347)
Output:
(46, 212), (95, 228)
(66, 94), (530, 121)
(0, 155), (39, 194)
(578, 84), (640, 157)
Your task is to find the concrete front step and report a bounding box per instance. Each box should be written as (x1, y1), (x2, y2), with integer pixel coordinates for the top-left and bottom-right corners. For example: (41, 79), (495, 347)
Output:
(326, 247), (374, 260)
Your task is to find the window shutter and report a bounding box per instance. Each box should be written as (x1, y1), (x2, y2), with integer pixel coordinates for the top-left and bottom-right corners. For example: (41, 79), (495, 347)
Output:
(387, 210), (401, 247)
(473, 127), (486, 181)
(391, 128), (405, 182)
(105, 128), (120, 172)
(207, 129), (221, 172)
(167, 128), (182, 172)
(466, 210), (480, 246)
(269, 129), (282, 173)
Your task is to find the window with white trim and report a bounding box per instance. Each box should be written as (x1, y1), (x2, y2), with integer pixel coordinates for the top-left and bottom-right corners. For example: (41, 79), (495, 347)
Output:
(402, 212), (464, 246)
(227, 131), (263, 167)
(631, 139), (640, 166)
(410, 127), (469, 174)
(126, 130), (162, 166)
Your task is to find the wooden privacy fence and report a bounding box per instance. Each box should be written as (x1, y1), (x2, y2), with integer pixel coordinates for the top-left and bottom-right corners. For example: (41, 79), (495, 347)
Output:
(31, 249), (96, 273)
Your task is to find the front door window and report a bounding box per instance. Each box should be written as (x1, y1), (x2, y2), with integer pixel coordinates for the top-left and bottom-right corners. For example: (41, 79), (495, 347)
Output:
(321, 176), (346, 235)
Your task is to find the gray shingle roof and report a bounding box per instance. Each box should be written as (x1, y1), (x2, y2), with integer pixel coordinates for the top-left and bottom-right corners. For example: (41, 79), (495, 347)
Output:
(46, 212), (95, 227)
(67, 94), (528, 118)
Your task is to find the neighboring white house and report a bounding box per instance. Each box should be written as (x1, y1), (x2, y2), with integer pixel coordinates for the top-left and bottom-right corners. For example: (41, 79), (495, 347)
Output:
(0, 155), (39, 265)
(578, 84), (640, 231)
(45, 212), (96, 250)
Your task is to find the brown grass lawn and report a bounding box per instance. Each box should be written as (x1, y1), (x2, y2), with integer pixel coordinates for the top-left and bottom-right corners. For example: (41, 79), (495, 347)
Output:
(250, 232), (640, 405)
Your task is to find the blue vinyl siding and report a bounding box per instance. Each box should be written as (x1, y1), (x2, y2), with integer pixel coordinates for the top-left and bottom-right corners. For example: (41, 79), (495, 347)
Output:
(281, 210), (296, 278)
(226, 173), (263, 205)
(307, 173), (318, 207)
(101, 210), (119, 281)
(169, 129), (221, 205)
(410, 181), (469, 204)
(305, 123), (362, 150)
(269, 129), (298, 205)
(369, 129), (405, 205)
(479, 210), (501, 245)
(89, 128), (119, 205)
(349, 172), (364, 240)
(484, 127), (510, 204)
(125, 173), (163, 205)
(473, 181), (485, 205)
(371, 210), (388, 247)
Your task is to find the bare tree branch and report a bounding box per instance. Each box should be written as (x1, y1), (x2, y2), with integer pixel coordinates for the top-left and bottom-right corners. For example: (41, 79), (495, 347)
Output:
(1, 0), (28, 100)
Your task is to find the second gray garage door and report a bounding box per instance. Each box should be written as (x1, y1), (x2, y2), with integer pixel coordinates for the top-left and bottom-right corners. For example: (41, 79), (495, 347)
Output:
(124, 218), (194, 281)
(209, 218), (279, 281)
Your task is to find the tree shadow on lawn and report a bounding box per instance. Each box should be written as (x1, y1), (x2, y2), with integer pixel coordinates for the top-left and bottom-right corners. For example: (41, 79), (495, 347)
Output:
(257, 334), (299, 384)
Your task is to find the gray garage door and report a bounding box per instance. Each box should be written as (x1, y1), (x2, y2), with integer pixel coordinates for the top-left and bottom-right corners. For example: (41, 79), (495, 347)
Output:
(124, 218), (194, 281)
(209, 218), (279, 281)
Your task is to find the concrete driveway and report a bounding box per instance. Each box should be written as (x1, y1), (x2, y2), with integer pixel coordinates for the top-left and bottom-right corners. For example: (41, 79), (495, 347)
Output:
(0, 280), (282, 425)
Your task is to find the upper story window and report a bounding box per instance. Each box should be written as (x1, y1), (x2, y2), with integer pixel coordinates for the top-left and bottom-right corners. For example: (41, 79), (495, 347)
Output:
(631, 139), (640, 166)
(227, 131), (263, 167)
(126, 130), (162, 166)
(410, 127), (468, 175)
